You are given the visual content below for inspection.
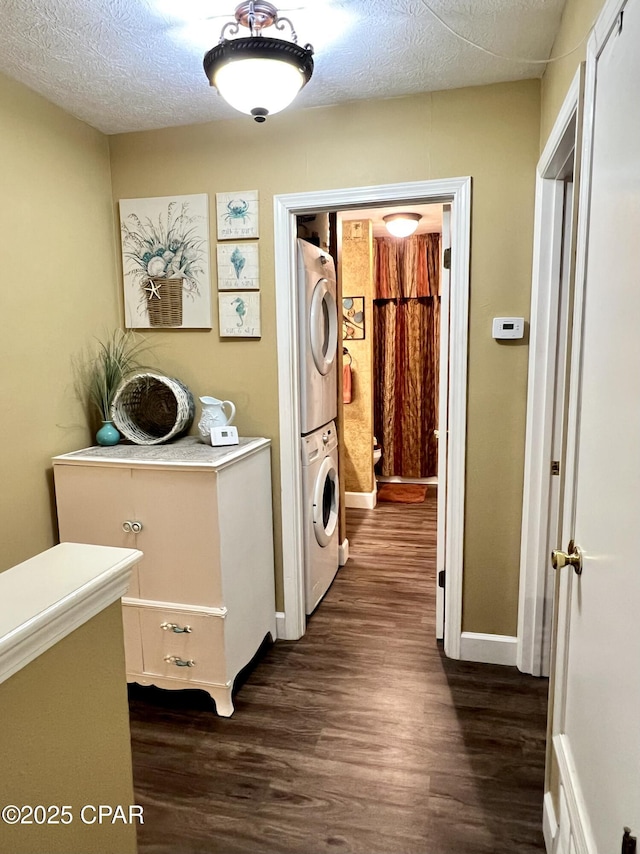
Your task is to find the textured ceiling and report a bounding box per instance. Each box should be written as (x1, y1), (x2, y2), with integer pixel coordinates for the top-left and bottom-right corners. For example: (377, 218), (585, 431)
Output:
(0, 0), (566, 134)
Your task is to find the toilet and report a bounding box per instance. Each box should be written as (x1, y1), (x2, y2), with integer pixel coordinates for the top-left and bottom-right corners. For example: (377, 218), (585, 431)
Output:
(373, 436), (382, 467)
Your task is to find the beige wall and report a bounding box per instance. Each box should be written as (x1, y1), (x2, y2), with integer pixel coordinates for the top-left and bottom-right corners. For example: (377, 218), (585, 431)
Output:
(0, 603), (137, 854)
(540, 0), (607, 148)
(110, 79), (540, 633)
(0, 0), (611, 643)
(0, 73), (119, 573)
(341, 220), (375, 494)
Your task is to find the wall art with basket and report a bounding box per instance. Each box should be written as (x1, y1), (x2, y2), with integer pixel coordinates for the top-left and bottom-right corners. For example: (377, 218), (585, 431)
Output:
(120, 193), (212, 329)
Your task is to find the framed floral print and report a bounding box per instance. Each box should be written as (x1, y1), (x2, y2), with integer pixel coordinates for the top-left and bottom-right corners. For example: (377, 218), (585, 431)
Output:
(119, 193), (211, 329)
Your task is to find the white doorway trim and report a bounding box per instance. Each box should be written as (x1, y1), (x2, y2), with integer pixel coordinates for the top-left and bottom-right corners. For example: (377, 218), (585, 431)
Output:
(436, 204), (451, 641)
(273, 177), (471, 660)
(517, 67), (584, 677)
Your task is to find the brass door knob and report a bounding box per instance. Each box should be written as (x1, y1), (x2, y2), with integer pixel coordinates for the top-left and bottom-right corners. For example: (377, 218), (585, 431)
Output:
(551, 540), (582, 575)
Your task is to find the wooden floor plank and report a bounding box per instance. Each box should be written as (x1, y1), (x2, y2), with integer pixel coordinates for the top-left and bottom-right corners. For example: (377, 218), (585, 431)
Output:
(129, 491), (548, 853)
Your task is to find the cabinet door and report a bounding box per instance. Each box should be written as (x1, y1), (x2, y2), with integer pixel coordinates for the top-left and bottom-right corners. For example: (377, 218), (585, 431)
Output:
(130, 469), (223, 607)
(53, 464), (141, 597)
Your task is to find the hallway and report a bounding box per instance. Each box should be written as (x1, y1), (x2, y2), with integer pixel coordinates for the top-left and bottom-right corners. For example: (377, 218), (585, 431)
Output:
(129, 493), (548, 854)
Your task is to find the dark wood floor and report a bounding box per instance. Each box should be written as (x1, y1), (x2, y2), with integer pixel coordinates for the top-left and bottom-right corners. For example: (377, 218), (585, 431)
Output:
(129, 492), (548, 854)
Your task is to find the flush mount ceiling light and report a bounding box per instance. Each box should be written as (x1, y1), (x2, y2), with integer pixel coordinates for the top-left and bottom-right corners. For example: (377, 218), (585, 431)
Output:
(383, 212), (423, 238)
(203, 1), (314, 123)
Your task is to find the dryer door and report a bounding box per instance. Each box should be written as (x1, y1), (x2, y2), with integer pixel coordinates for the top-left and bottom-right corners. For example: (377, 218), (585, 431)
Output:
(312, 456), (339, 547)
(309, 278), (338, 376)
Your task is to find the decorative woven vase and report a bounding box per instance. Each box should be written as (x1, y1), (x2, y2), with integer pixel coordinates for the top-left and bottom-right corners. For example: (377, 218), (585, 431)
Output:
(111, 373), (195, 445)
(145, 277), (183, 327)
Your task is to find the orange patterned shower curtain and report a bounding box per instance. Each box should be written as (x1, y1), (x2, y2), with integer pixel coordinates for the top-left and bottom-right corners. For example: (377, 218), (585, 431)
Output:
(373, 233), (441, 479)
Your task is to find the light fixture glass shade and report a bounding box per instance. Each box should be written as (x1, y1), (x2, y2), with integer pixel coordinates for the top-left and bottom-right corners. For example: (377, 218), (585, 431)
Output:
(204, 27), (314, 122)
(214, 56), (306, 117)
(383, 213), (422, 237)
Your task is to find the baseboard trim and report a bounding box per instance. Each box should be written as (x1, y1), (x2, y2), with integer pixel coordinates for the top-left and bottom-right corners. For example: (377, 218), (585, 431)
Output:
(459, 632), (518, 666)
(377, 476), (438, 485)
(275, 612), (286, 640)
(553, 734), (596, 854)
(339, 539), (349, 566)
(543, 791), (558, 853)
(345, 490), (377, 510)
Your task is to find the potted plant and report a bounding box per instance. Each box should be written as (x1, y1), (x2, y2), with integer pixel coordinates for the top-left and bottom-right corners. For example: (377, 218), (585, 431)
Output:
(80, 329), (151, 446)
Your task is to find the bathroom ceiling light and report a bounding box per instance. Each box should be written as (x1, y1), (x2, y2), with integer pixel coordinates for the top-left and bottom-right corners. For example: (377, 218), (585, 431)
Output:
(203, 1), (314, 123)
(383, 212), (422, 238)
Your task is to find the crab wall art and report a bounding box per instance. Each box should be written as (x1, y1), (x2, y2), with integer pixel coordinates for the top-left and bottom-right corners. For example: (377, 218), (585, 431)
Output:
(216, 190), (259, 240)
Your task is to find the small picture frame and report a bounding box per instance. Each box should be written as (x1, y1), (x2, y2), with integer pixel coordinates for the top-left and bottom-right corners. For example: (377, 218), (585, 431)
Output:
(216, 243), (259, 290)
(216, 190), (259, 240)
(343, 296), (365, 340)
(218, 292), (261, 338)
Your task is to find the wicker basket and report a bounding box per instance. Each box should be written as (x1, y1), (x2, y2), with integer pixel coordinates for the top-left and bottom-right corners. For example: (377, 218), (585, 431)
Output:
(145, 277), (183, 327)
(111, 373), (195, 445)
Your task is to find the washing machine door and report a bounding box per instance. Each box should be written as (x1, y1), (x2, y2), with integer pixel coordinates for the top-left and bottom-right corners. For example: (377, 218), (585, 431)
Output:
(309, 278), (338, 376)
(312, 456), (339, 547)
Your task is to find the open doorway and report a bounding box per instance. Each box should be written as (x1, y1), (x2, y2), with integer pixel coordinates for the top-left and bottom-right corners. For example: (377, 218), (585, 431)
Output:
(338, 204), (443, 498)
(273, 178), (471, 661)
(296, 206), (444, 602)
(332, 205), (446, 643)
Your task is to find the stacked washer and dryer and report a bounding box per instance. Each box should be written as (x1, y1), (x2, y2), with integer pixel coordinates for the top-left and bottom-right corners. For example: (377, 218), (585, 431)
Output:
(297, 238), (341, 615)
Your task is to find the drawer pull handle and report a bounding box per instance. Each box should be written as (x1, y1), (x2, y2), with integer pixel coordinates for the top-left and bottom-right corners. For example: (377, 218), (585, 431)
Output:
(164, 655), (195, 667)
(122, 520), (143, 534)
(160, 621), (192, 634)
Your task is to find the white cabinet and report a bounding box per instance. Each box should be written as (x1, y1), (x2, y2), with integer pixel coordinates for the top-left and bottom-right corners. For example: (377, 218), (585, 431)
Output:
(53, 437), (276, 716)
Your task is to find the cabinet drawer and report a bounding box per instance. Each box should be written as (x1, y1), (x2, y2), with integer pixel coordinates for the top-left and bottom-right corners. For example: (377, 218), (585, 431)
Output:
(138, 607), (227, 686)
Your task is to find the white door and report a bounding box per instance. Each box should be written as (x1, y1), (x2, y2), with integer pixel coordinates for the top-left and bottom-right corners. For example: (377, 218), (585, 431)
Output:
(548, 3), (640, 851)
(435, 205), (451, 640)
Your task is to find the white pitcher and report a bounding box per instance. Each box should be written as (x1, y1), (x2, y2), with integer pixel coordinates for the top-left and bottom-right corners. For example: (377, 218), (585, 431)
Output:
(198, 396), (236, 440)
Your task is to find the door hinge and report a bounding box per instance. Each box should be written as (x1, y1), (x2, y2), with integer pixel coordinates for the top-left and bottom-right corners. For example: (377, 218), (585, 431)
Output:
(622, 828), (637, 854)
(438, 570), (446, 588)
(551, 460), (560, 476)
(443, 248), (451, 270)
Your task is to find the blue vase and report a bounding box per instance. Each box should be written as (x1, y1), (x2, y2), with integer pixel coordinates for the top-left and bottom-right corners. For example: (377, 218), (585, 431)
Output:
(96, 420), (120, 446)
